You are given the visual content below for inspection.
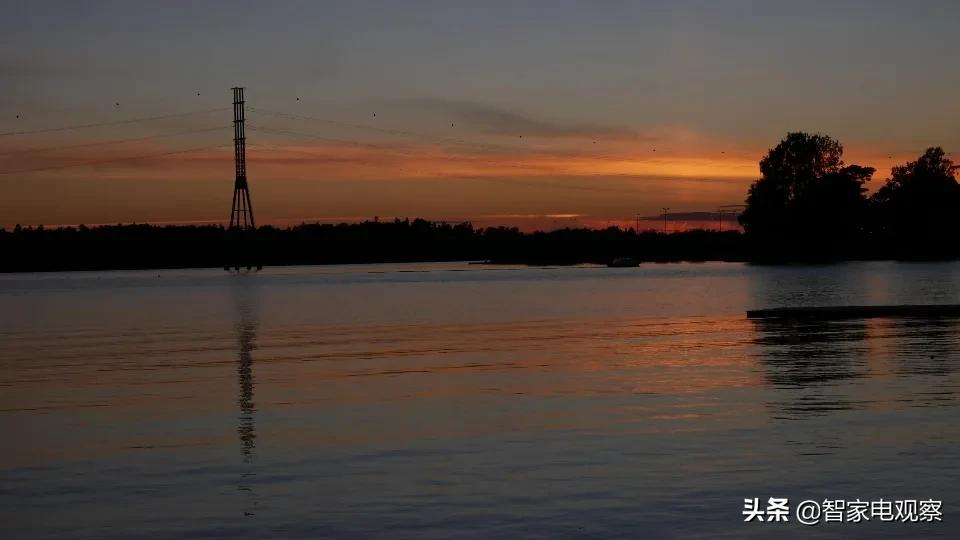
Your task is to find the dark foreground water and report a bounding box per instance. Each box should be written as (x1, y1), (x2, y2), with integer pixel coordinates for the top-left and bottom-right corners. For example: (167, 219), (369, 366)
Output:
(2, 261), (959, 539)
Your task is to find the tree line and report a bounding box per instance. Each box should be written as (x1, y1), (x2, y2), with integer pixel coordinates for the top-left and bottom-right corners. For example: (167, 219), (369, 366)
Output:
(740, 132), (960, 260)
(0, 220), (743, 272)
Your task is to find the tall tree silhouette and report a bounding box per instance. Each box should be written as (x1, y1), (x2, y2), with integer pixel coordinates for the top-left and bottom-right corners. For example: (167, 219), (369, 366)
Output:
(870, 147), (960, 257)
(739, 132), (873, 258)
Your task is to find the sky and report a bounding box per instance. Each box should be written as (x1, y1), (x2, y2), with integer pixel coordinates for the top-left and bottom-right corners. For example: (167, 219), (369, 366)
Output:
(1, 0), (958, 230)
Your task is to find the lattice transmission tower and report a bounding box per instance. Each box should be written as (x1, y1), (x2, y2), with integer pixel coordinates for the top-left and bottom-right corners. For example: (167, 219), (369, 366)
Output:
(230, 86), (255, 230)
(225, 87), (261, 271)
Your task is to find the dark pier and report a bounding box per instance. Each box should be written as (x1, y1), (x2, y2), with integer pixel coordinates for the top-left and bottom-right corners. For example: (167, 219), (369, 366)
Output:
(747, 304), (960, 320)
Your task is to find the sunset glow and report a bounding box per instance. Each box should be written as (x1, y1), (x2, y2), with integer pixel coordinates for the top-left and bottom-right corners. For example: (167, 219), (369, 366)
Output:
(1, 1), (957, 229)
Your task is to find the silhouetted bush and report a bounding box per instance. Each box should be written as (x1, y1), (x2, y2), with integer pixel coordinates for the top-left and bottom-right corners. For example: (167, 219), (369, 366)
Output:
(739, 132), (874, 259)
(869, 147), (960, 258)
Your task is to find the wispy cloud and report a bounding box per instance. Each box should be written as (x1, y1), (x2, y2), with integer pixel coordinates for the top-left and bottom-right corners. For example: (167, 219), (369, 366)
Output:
(4, 135), (760, 185)
(639, 211), (730, 221)
(395, 97), (646, 140)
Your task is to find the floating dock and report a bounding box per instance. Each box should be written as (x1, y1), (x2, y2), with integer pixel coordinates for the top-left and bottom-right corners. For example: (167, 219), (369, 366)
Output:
(746, 304), (960, 320)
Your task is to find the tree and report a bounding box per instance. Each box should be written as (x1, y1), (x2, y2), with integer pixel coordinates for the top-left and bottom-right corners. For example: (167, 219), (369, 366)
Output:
(739, 132), (874, 258)
(870, 147), (960, 257)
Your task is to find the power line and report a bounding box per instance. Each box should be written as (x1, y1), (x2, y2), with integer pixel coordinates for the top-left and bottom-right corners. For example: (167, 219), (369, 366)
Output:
(245, 142), (428, 167)
(248, 106), (533, 155)
(0, 107), (230, 138)
(246, 142), (630, 194)
(0, 143), (231, 175)
(247, 126), (510, 166)
(249, 106), (459, 140)
(245, 126), (683, 194)
(246, 113), (647, 169)
(248, 125), (472, 162)
(247, 124), (396, 151)
(247, 106), (686, 166)
(242, 141), (632, 194)
(0, 126), (231, 158)
(246, 126), (702, 190)
(466, 174), (630, 194)
(247, 122), (522, 165)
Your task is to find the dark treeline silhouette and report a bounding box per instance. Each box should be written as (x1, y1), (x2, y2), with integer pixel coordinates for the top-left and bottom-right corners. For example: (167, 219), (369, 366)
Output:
(740, 132), (960, 261)
(0, 220), (745, 272)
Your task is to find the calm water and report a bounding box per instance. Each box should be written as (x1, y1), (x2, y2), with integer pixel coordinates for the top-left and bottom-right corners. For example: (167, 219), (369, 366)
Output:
(2, 261), (959, 539)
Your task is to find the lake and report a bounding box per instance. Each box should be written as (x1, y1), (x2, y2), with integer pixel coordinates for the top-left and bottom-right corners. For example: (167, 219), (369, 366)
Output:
(1, 261), (958, 538)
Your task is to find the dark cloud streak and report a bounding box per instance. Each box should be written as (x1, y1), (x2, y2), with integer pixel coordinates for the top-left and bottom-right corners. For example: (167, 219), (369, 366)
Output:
(397, 97), (649, 140)
(639, 211), (732, 221)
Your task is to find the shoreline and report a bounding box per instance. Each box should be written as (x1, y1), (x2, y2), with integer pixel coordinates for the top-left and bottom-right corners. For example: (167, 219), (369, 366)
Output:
(6, 255), (960, 275)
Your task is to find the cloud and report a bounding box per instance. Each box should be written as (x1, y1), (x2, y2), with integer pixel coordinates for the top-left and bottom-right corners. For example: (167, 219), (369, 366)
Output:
(639, 211), (734, 221)
(396, 97), (646, 140)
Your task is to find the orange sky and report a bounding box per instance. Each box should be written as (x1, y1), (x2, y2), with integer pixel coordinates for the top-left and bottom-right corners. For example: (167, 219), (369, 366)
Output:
(2, 2), (958, 230)
(0, 118), (926, 231)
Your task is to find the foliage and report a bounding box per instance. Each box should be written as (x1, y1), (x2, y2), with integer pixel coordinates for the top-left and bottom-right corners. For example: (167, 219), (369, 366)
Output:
(740, 132), (874, 258)
(0, 220), (746, 272)
(869, 147), (960, 256)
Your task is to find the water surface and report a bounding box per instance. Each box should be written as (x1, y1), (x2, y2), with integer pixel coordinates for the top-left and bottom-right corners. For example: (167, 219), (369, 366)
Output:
(1, 261), (958, 538)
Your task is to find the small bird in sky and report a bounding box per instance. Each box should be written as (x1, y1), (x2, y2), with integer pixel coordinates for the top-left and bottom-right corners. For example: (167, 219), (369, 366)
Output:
(115, 102), (119, 107)
(372, 112), (376, 117)
(15, 114), (20, 119)
(296, 97), (300, 101)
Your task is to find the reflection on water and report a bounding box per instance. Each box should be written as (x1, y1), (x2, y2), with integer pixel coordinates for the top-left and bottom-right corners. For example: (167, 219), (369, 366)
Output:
(234, 276), (259, 518)
(2, 261), (960, 538)
(755, 318), (869, 386)
(889, 318), (960, 377)
(754, 315), (960, 422)
(753, 317), (869, 419)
